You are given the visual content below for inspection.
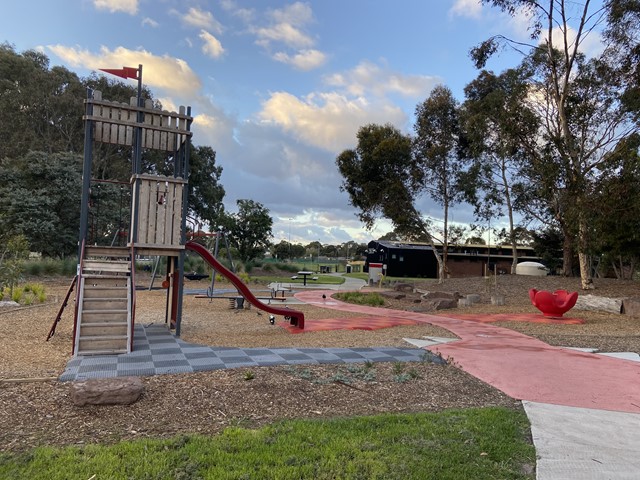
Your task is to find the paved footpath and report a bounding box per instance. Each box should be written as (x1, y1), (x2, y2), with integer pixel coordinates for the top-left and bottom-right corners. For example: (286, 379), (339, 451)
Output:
(297, 290), (640, 479)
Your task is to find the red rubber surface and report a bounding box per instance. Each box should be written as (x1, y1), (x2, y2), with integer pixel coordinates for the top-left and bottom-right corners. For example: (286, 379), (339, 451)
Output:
(296, 290), (640, 414)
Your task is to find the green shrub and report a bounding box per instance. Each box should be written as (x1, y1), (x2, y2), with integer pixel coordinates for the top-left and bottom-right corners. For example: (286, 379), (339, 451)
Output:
(334, 291), (385, 307)
(25, 261), (43, 276)
(275, 262), (298, 273)
(41, 259), (61, 275)
(12, 287), (24, 303)
(62, 258), (78, 276)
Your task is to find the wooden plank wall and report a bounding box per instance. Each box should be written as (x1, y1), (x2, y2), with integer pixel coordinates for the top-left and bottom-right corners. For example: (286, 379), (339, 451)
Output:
(134, 176), (185, 248)
(89, 91), (190, 151)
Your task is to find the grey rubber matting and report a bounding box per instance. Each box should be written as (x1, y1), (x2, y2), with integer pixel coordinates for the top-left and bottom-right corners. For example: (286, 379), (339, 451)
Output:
(60, 324), (439, 381)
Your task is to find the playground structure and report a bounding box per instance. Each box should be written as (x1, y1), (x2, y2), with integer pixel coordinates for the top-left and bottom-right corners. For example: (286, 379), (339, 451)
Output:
(54, 65), (303, 357)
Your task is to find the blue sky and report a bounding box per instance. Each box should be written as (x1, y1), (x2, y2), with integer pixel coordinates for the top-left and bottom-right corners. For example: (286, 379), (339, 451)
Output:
(2, 0), (542, 245)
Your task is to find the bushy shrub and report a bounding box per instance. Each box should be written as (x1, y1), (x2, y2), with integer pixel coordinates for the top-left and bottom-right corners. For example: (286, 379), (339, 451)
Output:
(12, 287), (24, 303)
(334, 291), (385, 307)
(42, 259), (61, 275)
(25, 261), (43, 276)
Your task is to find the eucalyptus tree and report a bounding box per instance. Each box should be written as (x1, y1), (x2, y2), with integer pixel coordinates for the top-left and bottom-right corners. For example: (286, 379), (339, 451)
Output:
(221, 199), (273, 264)
(589, 134), (640, 279)
(460, 68), (539, 273)
(471, 0), (640, 289)
(336, 123), (445, 282)
(414, 85), (468, 274)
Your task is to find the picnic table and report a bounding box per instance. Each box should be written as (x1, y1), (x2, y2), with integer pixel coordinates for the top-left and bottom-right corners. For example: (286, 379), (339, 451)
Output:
(294, 271), (316, 286)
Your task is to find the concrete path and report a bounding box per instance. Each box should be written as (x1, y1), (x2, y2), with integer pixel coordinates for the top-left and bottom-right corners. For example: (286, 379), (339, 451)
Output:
(524, 402), (640, 479)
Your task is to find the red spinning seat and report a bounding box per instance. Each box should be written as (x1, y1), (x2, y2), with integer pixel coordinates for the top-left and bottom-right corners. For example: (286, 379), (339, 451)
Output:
(529, 289), (579, 317)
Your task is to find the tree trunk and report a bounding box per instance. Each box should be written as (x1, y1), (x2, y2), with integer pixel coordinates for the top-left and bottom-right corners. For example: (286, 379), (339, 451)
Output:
(443, 199), (449, 278)
(561, 226), (574, 276)
(578, 216), (594, 289)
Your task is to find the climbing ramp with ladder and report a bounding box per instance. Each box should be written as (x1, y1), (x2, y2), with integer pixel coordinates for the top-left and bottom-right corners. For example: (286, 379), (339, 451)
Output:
(74, 246), (132, 355)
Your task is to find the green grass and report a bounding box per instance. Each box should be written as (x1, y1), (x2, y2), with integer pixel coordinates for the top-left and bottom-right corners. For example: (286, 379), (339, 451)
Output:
(0, 409), (534, 479)
(334, 291), (385, 306)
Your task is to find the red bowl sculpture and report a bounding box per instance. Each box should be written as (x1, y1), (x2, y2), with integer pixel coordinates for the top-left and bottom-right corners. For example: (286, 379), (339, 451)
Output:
(529, 289), (579, 317)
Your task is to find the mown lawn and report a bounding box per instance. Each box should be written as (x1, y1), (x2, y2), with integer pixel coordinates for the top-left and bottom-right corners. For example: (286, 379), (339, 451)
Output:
(0, 408), (535, 480)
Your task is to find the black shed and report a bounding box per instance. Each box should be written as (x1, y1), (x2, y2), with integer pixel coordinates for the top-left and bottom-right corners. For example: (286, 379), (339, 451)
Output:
(364, 240), (438, 278)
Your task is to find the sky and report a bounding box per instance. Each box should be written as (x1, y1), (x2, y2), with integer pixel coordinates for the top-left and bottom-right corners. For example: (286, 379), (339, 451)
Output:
(1, 0), (542, 246)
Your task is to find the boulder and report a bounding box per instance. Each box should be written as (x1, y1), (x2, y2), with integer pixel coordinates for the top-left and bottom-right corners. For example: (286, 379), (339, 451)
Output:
(379, 291), (406, 300)
(426, 298), (458, 310)
(71, 376), (144, 406)
(421, 291), (461, 301)
(622, 298), (640, 317)
(393, 283), (414, 293)
(466, 294), (481, 305)
(491, 295), (505, 306)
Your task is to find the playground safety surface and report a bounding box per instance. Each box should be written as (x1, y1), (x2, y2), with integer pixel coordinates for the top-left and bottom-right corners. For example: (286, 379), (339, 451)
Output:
(59, 323), (442, 381)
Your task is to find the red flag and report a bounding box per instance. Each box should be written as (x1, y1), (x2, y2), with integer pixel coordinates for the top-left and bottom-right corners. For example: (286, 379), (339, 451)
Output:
(99, 66), (139, 80)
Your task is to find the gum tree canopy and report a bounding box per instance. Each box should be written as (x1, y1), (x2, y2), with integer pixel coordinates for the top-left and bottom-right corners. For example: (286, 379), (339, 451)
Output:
(471, 0), (640, 289)
(336, 123), (446, 282)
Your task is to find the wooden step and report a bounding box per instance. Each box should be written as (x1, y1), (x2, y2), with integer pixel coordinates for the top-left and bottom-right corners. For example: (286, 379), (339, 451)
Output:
(80, 322), (128, 337)
(83, 276), (129, 287)
(82, 286), (128, 299)
(83, 298), (128, 310)
(84, 245), (131, 258)
(78, 335), (128, 353)
(83, 260), (130, 273)
(80, 310), (128, 323)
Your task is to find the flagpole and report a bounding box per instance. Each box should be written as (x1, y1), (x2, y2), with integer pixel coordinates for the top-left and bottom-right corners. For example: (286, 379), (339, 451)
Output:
(131, 64), (143, 244)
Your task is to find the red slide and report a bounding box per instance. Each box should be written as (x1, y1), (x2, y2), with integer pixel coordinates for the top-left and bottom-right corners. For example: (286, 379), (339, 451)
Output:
(185, 241), (305, 329)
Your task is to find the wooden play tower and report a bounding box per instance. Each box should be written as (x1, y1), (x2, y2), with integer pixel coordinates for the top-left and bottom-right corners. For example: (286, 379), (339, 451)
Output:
(72, 65), (192, 356)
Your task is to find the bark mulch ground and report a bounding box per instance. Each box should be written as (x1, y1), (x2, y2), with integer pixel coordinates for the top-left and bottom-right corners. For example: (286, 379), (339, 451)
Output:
(1, 275), (638, 452)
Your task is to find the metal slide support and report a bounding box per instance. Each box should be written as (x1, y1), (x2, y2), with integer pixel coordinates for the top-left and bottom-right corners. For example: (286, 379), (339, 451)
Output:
(174, 106), (192, 337)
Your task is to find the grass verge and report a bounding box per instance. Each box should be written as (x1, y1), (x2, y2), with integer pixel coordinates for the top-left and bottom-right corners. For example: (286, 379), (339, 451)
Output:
(0, 408), (534, 479)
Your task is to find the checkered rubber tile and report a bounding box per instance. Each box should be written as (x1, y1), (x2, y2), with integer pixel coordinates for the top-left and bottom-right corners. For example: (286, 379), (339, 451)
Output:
(60, 324), (442, 381)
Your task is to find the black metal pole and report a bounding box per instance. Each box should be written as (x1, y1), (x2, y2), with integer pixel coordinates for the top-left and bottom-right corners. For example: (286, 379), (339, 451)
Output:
(78, 88), (94, 261)
(175, 106), (192, 337)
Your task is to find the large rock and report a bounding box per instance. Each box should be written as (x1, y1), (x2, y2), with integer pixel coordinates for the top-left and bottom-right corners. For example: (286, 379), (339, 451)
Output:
(421, 291), (461, 301)
(622, 298), (640, 317)
(393, 283), (414, 293)
(425, 298), (458, 310)
(379, 291), (406, 300)
(71, 376), (144, 406)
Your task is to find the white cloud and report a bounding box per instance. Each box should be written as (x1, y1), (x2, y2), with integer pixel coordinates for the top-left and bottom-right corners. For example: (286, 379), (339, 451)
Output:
(545, 25), (604, 58)
(272, 49), (326, 71)
(325, 61), (439, 98)
(199, 30), (225, 59)
(141, 17), (159, 28)
(449, 0), (482, 19)
(93, 0), (138, 15)
(219, 0), (255, 23)
(258, 91), (407, 152)
(46, 45), (202, 96)
(255, 22), (314, 50)
(254, 2), (315, 49)
(181, 7), (223, 34)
